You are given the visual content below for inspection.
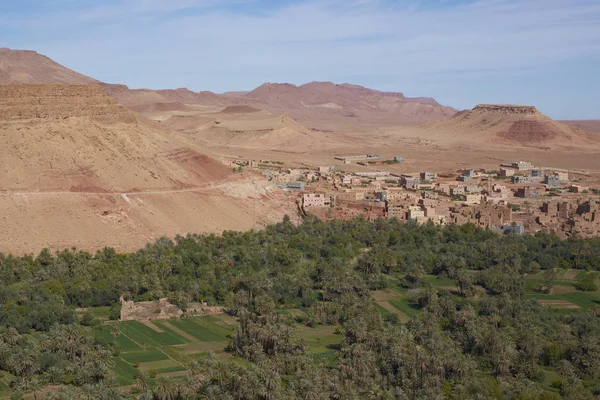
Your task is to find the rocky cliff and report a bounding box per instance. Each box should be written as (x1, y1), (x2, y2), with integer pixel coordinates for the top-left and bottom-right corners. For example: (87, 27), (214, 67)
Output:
(0, 84), (136, 124)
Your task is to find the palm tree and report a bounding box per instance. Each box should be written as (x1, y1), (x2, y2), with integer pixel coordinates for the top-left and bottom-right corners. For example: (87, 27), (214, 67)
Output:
(1, 328), (20, 346)
(153, 377), (175, 400)
(135, 370), (151, 394)
(6, 349), (40, 377)
(556, 360), (575, 396)
(111, 326), (121, 340)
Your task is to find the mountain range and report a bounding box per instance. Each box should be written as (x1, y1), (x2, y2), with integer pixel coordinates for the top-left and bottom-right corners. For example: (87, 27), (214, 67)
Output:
(1, 48), (456, 125)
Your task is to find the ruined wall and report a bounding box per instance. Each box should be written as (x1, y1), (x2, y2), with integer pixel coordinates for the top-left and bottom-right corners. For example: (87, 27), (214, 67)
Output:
(120, 297), (183, 321)
(0, 84), (136, 124)
(119, 296), (224, 321)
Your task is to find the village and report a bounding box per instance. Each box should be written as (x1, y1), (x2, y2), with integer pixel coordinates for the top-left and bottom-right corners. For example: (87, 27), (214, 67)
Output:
(227, 156), (600, 239)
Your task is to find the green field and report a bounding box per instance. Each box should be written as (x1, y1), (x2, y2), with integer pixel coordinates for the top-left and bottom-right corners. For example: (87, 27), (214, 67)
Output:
(90, 313), (349, 387)
(91, 316), (236, 385)
(388, 296), (419, 318)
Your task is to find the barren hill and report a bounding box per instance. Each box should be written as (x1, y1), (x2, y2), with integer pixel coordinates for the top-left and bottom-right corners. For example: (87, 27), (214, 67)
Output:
(0, 48), (97, 84)
(242, 81), (456, 124)
(0, 84), (229, 191)
(0, 83), (298, 255)
(103, 84), (225, 109)
(415, 104), (600, 150)
(104, 81), (456, 127)
(220, 105), (261, 114)
(163, 112), (346, 152)
(559, 120), (600, 135)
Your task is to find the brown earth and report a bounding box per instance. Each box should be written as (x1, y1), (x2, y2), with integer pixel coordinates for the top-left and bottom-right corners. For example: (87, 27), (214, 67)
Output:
(103, 84), (225, 109)
(240, 81), (457, 125)
(128, 101), (193, 114)
(163, 113), (351, 151)
(0, 84), (230, 191)
(413, 104), (600, 150)
(0, 48), (97, 84)
(0, 82), (296, 254)
(220, 105), (261, 114)
(560, 120), (600, 134)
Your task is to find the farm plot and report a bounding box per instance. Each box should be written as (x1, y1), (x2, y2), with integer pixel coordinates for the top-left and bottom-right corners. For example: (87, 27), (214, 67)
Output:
(388, 296), (419, 319)
(161, 317), (232, 343)
(119, 321), (187, 347)
(95, 327), (141, 351)
(537, 299), (580, 309)
(102, 315), (238, 386)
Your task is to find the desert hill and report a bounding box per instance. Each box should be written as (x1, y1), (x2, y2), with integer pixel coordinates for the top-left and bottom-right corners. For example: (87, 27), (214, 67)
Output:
(103, 84), (225, 109)
(559, 120), (600, 135)
(0, 83), (297, 254)
(0, 48), (97, 84)
(163, 112), (345, 151)
(1, 49), (457, 127)
(220, 105), (261, 114)
(241, 81), (456, 124)
(415, 104), (599, 150)
(0, 84), (229, 192)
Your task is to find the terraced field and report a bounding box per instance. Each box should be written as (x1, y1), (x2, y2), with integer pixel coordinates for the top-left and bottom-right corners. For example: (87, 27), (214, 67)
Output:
(94, 316), (236, 385)
(524, 269), (600, 311)
(94, 314), (344, 387)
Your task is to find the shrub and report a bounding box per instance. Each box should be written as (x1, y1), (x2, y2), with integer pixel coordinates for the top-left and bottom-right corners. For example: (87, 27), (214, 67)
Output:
(576, 274), (598, 292)
(109, 302), (122, 320)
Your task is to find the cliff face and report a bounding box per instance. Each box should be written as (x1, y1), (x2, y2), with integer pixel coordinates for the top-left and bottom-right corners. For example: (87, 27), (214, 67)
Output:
(0, 84), (136, 124)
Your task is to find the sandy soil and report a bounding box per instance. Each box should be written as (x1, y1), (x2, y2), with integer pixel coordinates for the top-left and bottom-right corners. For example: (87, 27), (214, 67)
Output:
(0, 176), (297, 254)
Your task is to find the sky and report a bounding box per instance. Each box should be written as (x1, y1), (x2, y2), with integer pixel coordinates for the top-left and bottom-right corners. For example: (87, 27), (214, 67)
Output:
(1, 0), (599, 119)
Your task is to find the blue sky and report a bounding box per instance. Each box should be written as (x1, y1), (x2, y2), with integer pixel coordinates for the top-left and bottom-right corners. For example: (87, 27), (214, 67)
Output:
(2, 0), (600, 119)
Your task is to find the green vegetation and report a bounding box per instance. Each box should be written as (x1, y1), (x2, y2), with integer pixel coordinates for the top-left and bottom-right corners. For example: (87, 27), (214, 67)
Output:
(1, 217), (599, 398)
(576, 273), (599, 292)
(508, 203), (521, 211)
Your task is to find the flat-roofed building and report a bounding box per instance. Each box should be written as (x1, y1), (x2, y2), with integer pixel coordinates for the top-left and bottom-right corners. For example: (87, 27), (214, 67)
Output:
(408, 206), (425, 219)
(420, 171), (435, 181)
(511, 161), (534, 170)
(303, 193), (331, 207)
(286, 181), (305, 191)
(387, 204), (406, 219)
(336, 191), (363, 202)
(499, 168), (515, 177)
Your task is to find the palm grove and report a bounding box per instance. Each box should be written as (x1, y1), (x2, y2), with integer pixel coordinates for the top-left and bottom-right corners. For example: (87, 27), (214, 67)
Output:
(0, 216), (599, 399)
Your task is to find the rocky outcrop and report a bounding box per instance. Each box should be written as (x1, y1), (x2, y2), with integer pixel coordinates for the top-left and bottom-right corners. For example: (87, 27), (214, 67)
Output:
(473, 104), (537, 115)
(0, 84), (136, 124)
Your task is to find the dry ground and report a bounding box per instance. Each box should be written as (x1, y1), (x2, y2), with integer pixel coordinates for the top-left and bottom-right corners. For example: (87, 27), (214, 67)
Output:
(0, 175), (297, 254)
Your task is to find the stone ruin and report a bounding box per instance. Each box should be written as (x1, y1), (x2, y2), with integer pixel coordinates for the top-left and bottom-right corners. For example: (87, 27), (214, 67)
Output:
(119, 296), (224, 321)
